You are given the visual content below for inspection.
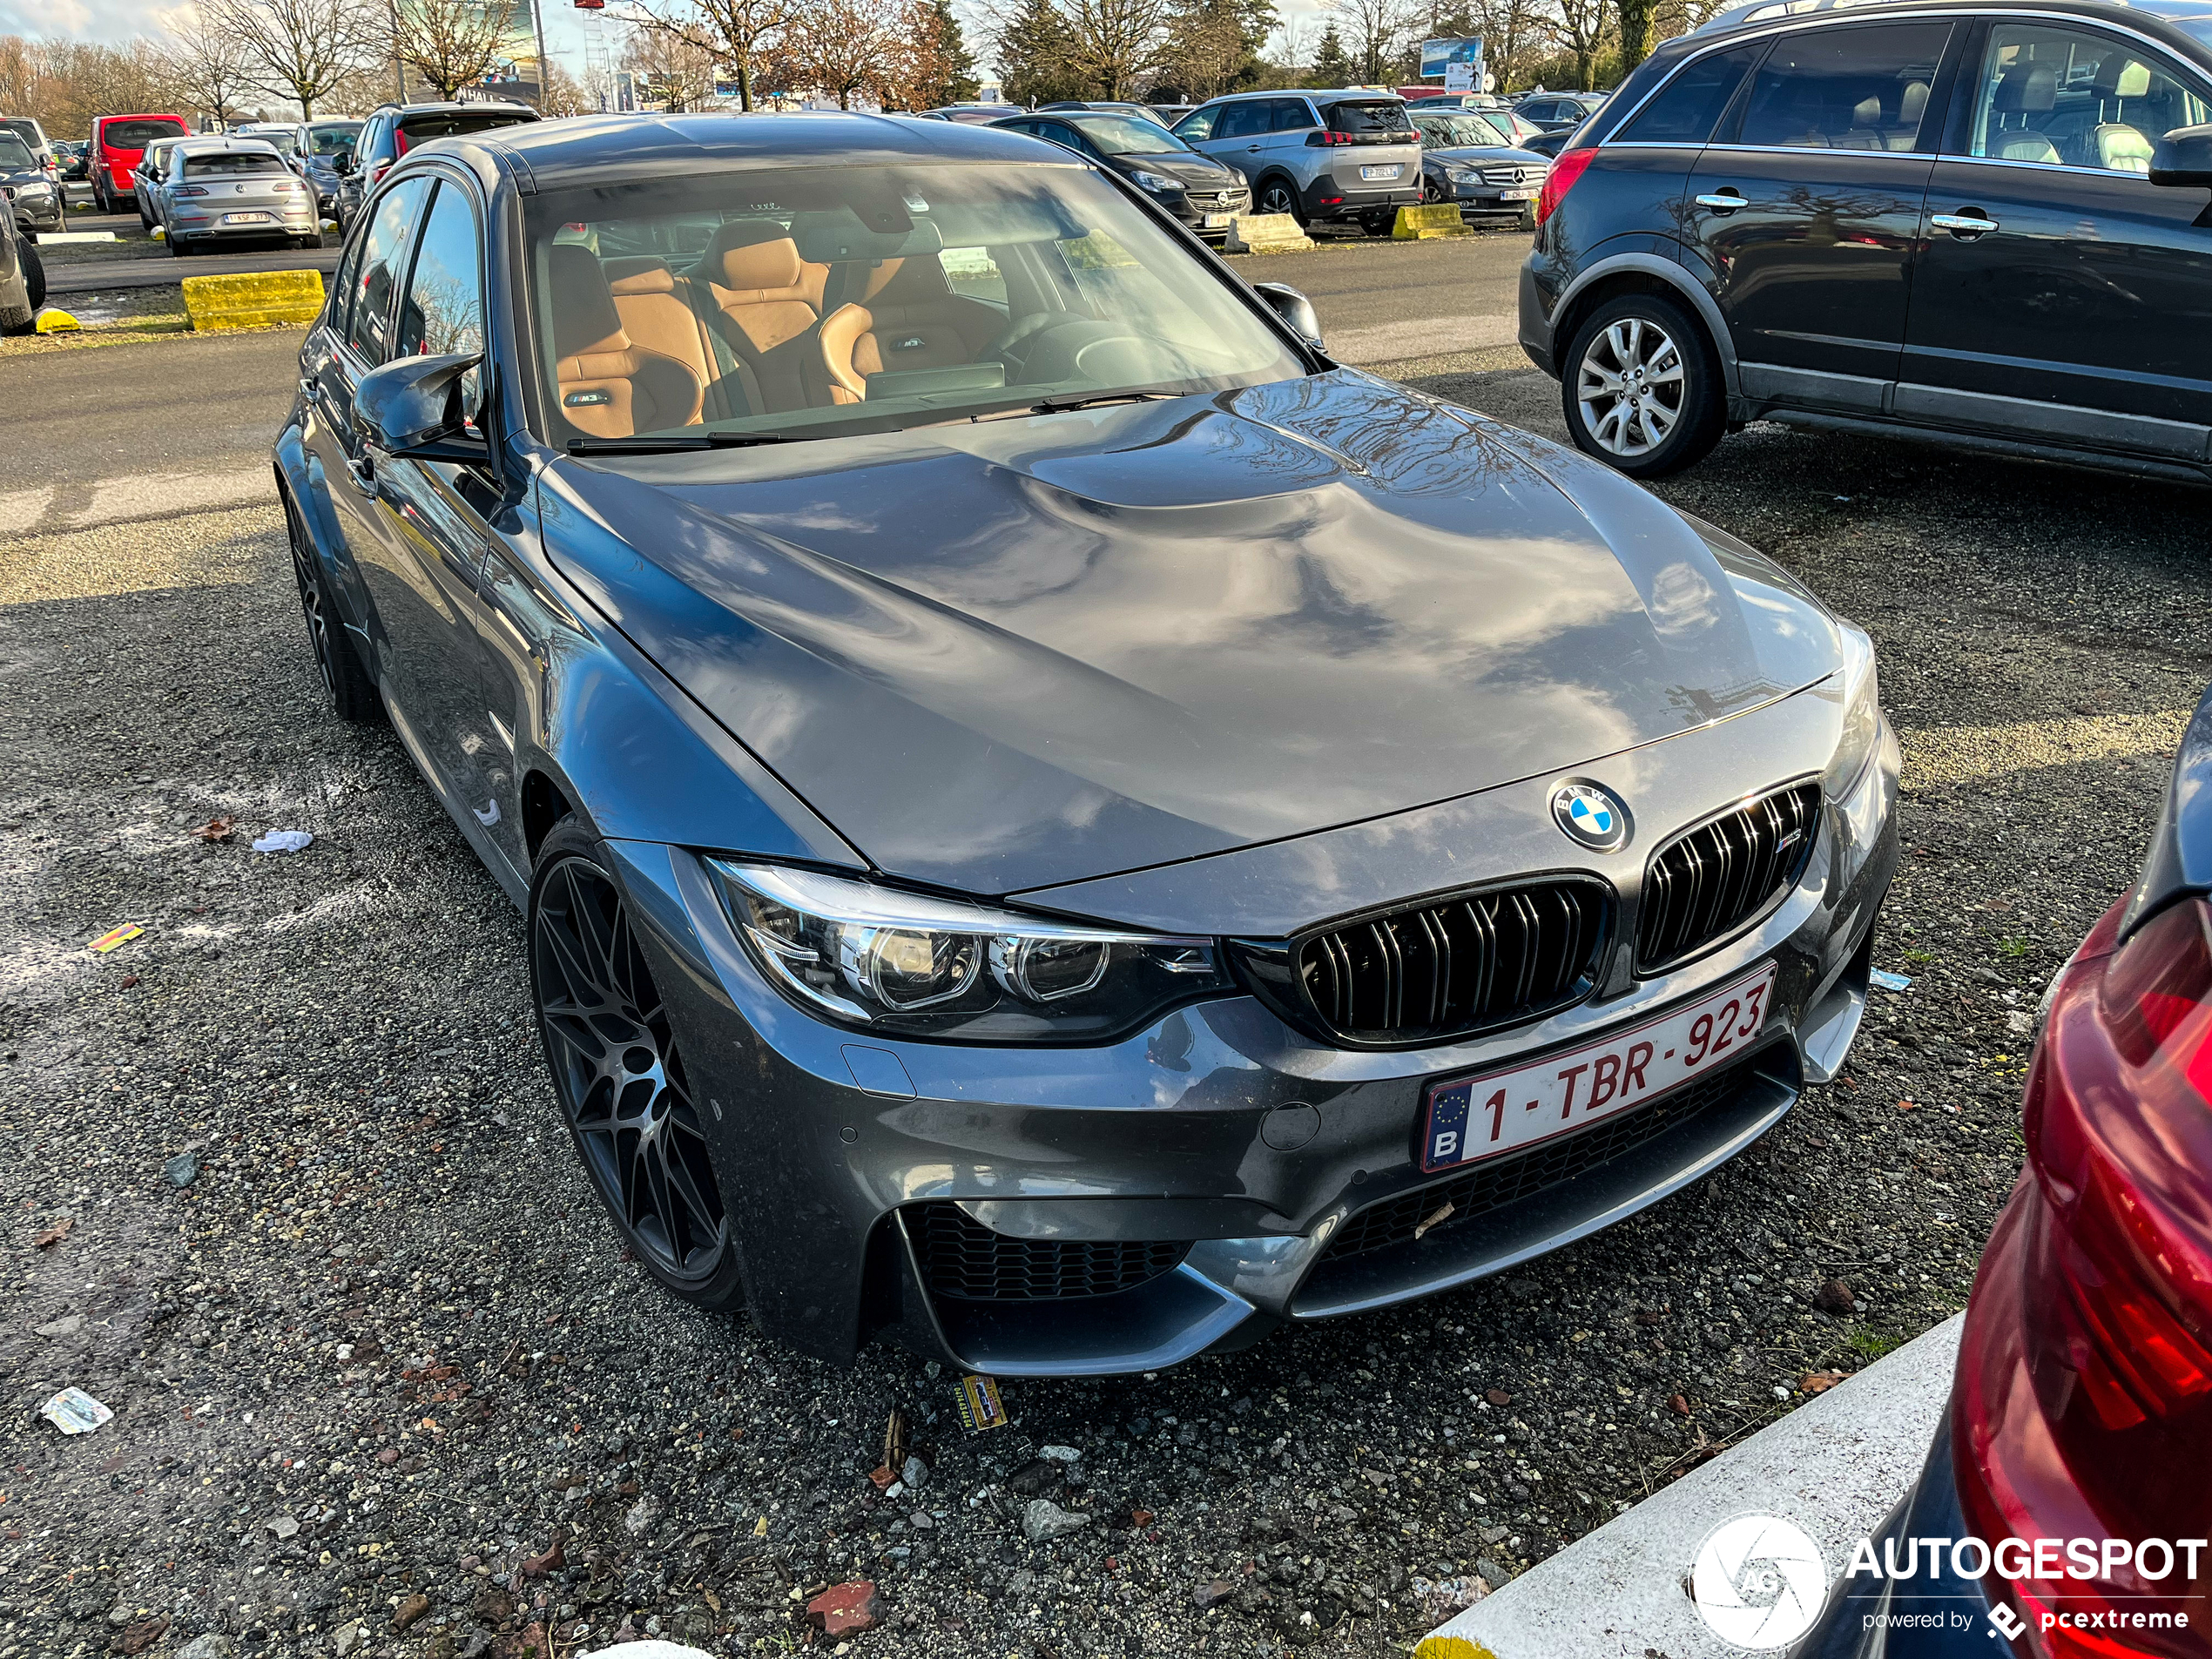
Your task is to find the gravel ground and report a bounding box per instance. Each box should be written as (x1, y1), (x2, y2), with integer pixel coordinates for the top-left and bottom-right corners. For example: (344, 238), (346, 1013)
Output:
(1, 338), (2206, 1659)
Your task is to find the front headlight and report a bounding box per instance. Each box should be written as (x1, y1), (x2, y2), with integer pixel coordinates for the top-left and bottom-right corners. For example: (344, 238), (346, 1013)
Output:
(21, 182), (52, 198)
(1822, 621), (1882, 797)
(710, 860), (1229, 1043)
(1129, 169), (1182, 194)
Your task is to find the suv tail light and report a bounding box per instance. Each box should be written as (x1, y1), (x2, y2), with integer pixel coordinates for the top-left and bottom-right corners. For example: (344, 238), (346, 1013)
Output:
(1535, 146), (1596, 226)
(1952, 897), (2212, 1659)
(1307, 130), (1356, 145)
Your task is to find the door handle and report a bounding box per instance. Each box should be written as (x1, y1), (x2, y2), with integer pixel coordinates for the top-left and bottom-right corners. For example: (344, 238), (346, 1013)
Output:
(1696, 189), (1747, 213)
(1932, 211), (2000, 236)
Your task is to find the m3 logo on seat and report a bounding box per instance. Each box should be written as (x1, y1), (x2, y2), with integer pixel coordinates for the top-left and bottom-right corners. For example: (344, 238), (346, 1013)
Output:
(564, 390), (611, 407)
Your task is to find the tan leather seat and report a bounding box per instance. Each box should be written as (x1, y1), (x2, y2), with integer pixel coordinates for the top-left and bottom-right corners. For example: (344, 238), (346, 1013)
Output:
(550, 245), (703, 439)
(691, 220), (828, 413)
(602, 256), (753, 419)
(810, 258), (1004, 405)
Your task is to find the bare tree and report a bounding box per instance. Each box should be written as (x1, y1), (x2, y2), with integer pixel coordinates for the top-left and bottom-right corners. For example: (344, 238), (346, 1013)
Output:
(1062, 0), (1171, 98)
(1325, 0), (1411, 83)
(626, 0), (794, 111)
(205, 0), (388, 119)
(778, 0), (890, 108)
(537, 57), (596, 113)
(165, 17), (260, 129)
(622, 20), (722, 108)
(1476, 0), (1559, 90)
(1552, 0), (1612, 86)
(392, 0), (515, 98)
(1269, 12), (1312, 77)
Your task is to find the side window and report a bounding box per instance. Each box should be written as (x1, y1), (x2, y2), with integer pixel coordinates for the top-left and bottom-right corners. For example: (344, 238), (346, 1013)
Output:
(344, 175), (431, 366)
(1174, 105), (1218, 141)
(395, 181), (484, 361)
(1957, 24), (2210, 171)
(1217, 102), (1268, 140)
(1271, 98), (1318, 132)
(327, 223), (368, 336)
(1619, 44), (1764, 145)
(1733, 22), (1952, 150)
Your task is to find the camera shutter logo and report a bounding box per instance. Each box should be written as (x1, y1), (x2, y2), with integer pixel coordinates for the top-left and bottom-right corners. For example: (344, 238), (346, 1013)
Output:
(1690, 1514), (1829, 1649)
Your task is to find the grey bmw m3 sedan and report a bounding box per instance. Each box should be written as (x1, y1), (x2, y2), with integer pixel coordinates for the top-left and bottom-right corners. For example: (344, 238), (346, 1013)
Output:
(274, 111), (1899, 1376)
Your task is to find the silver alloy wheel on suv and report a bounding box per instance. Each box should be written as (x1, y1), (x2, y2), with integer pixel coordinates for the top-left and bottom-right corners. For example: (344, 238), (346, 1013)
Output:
(1575, 315), (1686, 458)
(1256, 179), (1298, 219)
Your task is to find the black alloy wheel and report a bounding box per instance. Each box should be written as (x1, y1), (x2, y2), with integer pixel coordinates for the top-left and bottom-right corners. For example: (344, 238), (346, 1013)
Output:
(1256, 179), (1302, 223)
(529, 824), (745, 1310)
(285, 494), (381, 723)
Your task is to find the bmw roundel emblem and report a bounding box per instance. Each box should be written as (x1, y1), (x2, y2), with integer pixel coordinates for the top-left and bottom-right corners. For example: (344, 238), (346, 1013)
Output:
(1552, 780), (1631, 852)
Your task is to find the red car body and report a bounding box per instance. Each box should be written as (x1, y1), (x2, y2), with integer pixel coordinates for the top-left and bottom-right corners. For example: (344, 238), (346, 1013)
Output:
(89, 113), (191, 209)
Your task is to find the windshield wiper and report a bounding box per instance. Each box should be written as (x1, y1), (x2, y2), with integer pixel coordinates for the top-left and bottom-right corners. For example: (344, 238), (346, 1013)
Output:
(1027, 389), (1184, 414)
(566, 432), (789, 455)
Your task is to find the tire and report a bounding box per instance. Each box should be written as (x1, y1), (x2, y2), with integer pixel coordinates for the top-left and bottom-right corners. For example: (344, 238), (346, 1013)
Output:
(1359, 211), (1396, 237)
(285, 491), (383, 725)
(1254, 176), (1305, 226)
(529, 818), (746, 1312)
(1560, 291), (1727, 479)
(19, 240), (43, 313)
(168, 233), (191, 258)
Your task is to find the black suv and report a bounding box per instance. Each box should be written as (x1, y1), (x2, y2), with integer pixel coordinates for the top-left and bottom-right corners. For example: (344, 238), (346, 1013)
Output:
(1520, 0), (2212, 481)
(336, 102), (539, 222)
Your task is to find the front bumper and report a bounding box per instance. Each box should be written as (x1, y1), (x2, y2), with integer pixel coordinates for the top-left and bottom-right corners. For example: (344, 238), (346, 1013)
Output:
(8, 194), (63, 233)
(610, 695), (1899, 1376)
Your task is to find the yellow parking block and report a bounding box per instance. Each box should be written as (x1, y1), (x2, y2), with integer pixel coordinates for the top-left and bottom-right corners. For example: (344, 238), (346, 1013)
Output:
(1223, 212), (1316, 254)
(34, 308), (81, 334)
(181, 268), (326, 333)
(1393, 203), (1471, 240)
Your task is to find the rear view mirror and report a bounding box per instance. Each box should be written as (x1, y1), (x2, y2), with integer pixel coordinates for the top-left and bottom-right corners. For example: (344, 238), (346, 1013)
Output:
(2151, 123), (2212, 187)
(1251, 280), (1327, 356)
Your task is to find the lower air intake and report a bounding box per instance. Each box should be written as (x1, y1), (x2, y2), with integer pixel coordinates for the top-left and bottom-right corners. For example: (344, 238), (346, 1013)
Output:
(912, 1204), (1190, 1301)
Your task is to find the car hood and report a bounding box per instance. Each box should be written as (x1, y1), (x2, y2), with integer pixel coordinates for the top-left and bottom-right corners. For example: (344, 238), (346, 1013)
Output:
(1427, 145), (1551, 165)
(1117, 152), (1240, 185)
(539, 371), (1841, 898)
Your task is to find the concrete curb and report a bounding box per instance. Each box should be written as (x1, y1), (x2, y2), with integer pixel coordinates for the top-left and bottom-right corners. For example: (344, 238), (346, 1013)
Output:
(1418, 1313), (1964, 1659)
(181, 268), (325, 332)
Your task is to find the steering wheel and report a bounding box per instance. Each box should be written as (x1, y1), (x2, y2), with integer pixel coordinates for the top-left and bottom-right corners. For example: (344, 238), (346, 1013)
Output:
(987, 312), (1070, 381)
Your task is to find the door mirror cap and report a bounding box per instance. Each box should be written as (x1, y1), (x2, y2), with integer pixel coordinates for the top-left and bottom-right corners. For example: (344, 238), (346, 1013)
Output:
(2151, 123), (2212, 187)
(332, 152), (354, 173)
(1251, 280), (1328, 357)
(354, 352), (485, 457)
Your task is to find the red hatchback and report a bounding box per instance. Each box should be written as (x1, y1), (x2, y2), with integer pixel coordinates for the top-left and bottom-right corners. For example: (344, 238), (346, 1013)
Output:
(89, 113), (191, 212)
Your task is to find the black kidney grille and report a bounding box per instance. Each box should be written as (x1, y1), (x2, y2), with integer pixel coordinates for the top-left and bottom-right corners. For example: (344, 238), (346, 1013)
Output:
(912, 1204), (1190, 1302)
(1298, 879), (1609, 1042)
(1637, 784), (1821, 973)
(1318, 1054), (1757, 1264)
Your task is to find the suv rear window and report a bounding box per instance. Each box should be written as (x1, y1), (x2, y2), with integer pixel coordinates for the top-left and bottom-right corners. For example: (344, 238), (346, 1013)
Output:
(395, 111), (537, 152)
(105, 119), (186, 149)
(1325, 100), (1413, 135)
(184, 152), (287, 178)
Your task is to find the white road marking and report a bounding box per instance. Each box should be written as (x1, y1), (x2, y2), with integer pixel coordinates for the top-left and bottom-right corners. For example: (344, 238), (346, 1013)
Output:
(70, 465), (271, 530)
(1323, 312), (1521, 366)
(0, 486), (53, 536)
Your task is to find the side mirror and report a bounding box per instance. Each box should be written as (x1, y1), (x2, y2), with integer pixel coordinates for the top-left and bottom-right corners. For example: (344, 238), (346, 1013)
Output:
(354, 353), (486, 459)
(2151, 123), (2212, 187)
(332, 152), (354, 174)
(1251, 280), (1328, 357)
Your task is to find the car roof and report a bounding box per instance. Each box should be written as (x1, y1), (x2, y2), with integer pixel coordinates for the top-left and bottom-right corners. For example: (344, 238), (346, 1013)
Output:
(172, 137), (283, 155)
(449, 111), (1057, 187)
(1200, 87), (1404, 103)
(377, 100), (538, 117)
(1696, 0), (2212, 31)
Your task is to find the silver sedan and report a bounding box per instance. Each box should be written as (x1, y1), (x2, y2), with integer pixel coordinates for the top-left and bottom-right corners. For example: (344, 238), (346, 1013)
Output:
(158, 138), (320, 255)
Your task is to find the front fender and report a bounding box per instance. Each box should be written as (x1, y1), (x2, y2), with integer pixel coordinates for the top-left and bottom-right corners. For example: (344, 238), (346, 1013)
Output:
(273, 420), (374, 647)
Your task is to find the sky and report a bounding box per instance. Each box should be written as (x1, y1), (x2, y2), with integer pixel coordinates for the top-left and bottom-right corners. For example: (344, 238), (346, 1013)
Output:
(0, 0), (1337, 96)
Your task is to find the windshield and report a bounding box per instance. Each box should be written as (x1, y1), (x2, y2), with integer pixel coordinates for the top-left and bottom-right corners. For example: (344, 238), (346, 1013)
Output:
(0, 135), (31, 170)
(306, 123), (363, 156)
(396, 111), (533, 152)
(1477, 110), (1545, 145)
(184, 151), (287, 179)
(1414, 114), (1494, 147)
(527, 162), (1307, 450)
(1069, 113), (1189, 154)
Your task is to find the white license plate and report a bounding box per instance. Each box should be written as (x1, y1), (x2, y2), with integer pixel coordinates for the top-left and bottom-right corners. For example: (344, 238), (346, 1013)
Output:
(1500, 187), (1538, 200)
(1418, 961), (1777, 1173)
(1359, 164), (1401, 180)
(222, 211), (272, 225)
(1203, 212), (1232, 228)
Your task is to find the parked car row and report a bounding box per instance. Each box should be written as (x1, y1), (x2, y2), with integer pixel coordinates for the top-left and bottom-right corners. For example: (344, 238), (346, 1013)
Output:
(0, 128), (62, 238)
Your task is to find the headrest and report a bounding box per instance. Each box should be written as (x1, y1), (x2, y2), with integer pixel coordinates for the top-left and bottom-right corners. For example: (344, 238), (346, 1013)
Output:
(605, 256), (676, 295)
(2103, 59), (2151, 98)
(1851, 96), (1883, 125)
(1996, 132), (2060, 162)
(549, 244), (625, 358)
(705, 219), (806, 293)
(1993, 63), (2058, 113)
(1899, 80), (1930, 124)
